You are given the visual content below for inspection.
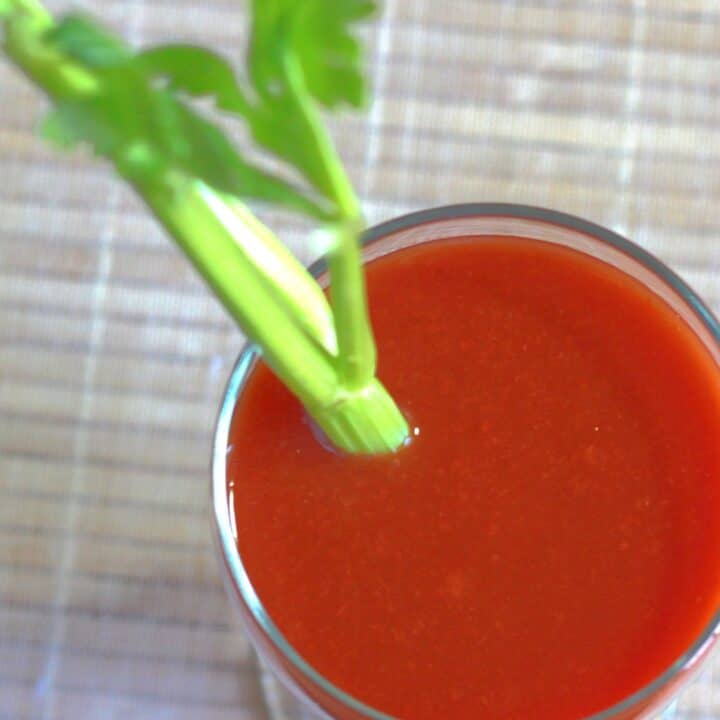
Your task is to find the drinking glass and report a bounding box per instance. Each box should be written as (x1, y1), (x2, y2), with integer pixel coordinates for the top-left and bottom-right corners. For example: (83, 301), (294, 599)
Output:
(212, 204), (720, 720)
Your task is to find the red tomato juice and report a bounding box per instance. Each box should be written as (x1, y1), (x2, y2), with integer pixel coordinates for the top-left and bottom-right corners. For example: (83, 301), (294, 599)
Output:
(227, 236), (720, 719)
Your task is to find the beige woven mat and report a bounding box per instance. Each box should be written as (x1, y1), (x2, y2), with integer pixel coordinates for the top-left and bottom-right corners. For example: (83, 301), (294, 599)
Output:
(2, 0), (720, 718)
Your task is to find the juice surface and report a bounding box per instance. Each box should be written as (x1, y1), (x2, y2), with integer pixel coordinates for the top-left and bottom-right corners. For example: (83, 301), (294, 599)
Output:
(228, 237), (720, 719)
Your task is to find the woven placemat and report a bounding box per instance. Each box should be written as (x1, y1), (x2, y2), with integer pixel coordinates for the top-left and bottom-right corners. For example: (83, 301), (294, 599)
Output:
(2, 0), (720, 717)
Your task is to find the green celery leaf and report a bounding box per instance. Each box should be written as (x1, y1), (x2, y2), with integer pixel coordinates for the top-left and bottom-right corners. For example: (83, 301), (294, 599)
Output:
(242, 0), (375, 203)
(139, 45), (250, 114)
(41, 98), (124, 156)
(39, 14), (331, 218)
(38, 107), (75, 148)
(42, 89), (329, 218)
(291, 0), (376, 108)
(159, 99), (329, 218)
(48, 14), (131, 68)
(244, 91), (335, 200)
(250, 0), (376, 109)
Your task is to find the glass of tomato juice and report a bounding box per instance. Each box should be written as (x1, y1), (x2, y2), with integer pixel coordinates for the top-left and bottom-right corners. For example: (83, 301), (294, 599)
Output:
(212, 205), (720, 720)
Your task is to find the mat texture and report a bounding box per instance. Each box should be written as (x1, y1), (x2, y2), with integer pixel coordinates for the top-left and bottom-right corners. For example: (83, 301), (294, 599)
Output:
(2, 1), (720, 718)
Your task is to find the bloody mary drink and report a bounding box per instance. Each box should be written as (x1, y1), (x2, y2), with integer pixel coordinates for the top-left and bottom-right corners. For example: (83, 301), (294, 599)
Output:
(214, 206), (720, 720)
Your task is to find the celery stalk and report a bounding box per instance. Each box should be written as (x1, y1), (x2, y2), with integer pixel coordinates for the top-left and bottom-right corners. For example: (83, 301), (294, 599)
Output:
(1, 0), (410, 454)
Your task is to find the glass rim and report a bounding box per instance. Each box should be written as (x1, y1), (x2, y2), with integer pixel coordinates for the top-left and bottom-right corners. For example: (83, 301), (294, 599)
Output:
(212, 202), (720, 720)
